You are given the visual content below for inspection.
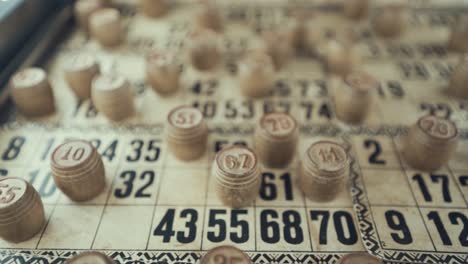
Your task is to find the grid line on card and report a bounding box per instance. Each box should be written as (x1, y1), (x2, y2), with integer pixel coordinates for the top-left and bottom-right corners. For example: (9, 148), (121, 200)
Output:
(390, 137), (437, 252)
(200, 163), (212, 251)
(145, 142), (170, 250)
(35, 200), (59, 249)
(445, 166), (468, 207)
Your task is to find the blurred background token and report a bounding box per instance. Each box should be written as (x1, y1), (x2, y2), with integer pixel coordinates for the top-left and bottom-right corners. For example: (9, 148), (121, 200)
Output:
(449, 55), (468, 98)
(372, 4), (407, 38)
(254, 112), (298, 168)
(51, 140), (106, 201)
(0, 177), (45, 243)
(64, 53), (100, 99)
(9, 67), (55, 117)
(343, 0), (370, 20)
(260, 31), (293, 70)
(334, 70), (377, 124)
(212, 145), (261, 208)
(402, 115), (458, 171)
(448, 15), (468, 52)
(188, 29), (221, 71)
(65, 251), (115, 264)
(201, 245), (251, 264)
(146, 51), (181, 96)
(299, 140), (349, 201)
(91, 74), (135, 121)
(337, 253), (383, 264)
(89, 8), (123, 47)
(238, 50), (275, 97)
(318, 40), (361, 77)
(196, 0), (223, 32)
(140, 0), (168, 18)
(74, 0), (106, 32)
(166, 106), (208, 160)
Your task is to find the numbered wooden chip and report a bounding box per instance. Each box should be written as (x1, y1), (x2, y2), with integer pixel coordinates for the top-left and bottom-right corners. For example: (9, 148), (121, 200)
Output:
(307, 141), (348, 175)
(337, 253), (383, 264)
(65, 251), (115, 264)
(201, 245), (251, 264)
(89, 8), (123, 47)
(216, 145), (258, 178)
(166, 106), (208, 160)
(238, 50), (275, 97)
(51, 140), (106, 201)
(0, 177), (45, 243)
(403, 115), (458, 171)
(319, 40), (360, 77)
(259, 112), (297, 139)
(146, 51), (181, 95)
(188, 29), (221, 71)
(65, 53), (100, 99)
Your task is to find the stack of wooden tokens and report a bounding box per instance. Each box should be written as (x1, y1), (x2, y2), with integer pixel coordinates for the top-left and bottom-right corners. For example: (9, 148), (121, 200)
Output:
(402, 115), (458, 171)
(51, 140), (106, 201)
(65, 252), (115, 264)
(212, 145), (261, 208)
(334, 70), (377, 124)
(372, 4), (407, 38)
(91, 74), (135, 121)
(89, 8), (123, 47)
(74, 0), (106, 32)
(337, 253), (383, 264)
(140, 0), (168, 18)
(64, 53), (100, 99)
(260, 31), (293, 70)
(0, 177), (45, 243)
(449, 55), (468, 98)
(448, 15), (468, 53)
(146, 51), (181, 96)
(254, 112), (299, 168)
(9, 67), (55, 117)
(166, 106), (208, 161)
(299, 140), (349, 201)
(238, 50), (275, 97)
(201, 246), (251, 264)
(195, 0), (223, 32)
(188, 29), (221, 71)
(343, 0), (370, 20)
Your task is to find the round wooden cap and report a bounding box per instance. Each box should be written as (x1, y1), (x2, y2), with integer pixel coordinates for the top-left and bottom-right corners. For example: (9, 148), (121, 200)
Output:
(307, 141), (348, 174)
(51, 140), (95, 172)
(216, 145), (258, 177)
(417, 115), (458, 141)
(201, 245), (251, 264)
(337, 253), (383, 264)
(0, 177), (28, 211)
(344, 71), (378, 94)
(168, 106), (204, 130)
(65, 53), (98, 73)
(92, 75), (127, 92)
(259, 112), (297, 139)
(90, 8), (119, 27)
(65, 252), (115, 264)
(11, 68), (47, 90)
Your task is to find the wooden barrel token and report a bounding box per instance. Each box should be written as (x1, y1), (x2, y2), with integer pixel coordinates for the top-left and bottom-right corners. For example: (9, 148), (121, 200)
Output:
(201, 245), (251, 264)
(140, 0), (168, 18)
(51, 140), (106, 201)
(299, 140), (349, 202)
(166, 106), (208, 161)
(449, 55), (468, 98)
(74, 0), (105, 32)
(91, 74), (135, 121)
(372, 4), (406, 38)
(343, 0), (370, 20)
(319, 40), (361, 77)
(334, 70), (377, 124)
(337, 253), (383, 264)
(254, 112), (299, 168)
(65, 251), (115, 264)
(260, 31), (293, 70)
(0, 177), (45, 243)
(402, 115), (458, 171)
(448, 15), (468, 53)
(238, 50), (275, 97)
(196, 0), (223, 32)
(188, 29), (221, 71)
(89, 8), (123, 47)
(9, 67), (55, 117)
(64, 53), (100, 99)
(146, 51), (181, 96)
(212, 145), (261, 208)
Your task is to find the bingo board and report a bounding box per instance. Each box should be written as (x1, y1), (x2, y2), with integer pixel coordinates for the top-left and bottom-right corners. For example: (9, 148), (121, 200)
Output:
(0, 1), (467, 263)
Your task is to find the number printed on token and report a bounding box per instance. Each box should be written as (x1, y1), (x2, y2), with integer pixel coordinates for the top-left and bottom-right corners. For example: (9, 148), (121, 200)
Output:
(0, 178), (27, 206)
(201, 245), (251, 264)
(308, 141), (348, 172)
(418, 115), (457, 140)
(168, 106), (203, 129)
(216, 146), (257, 176)
(260, 112), (296, 138)
(52, 140), (94, 169)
